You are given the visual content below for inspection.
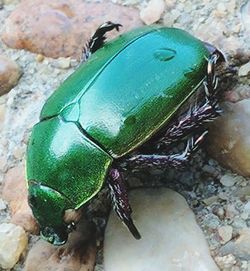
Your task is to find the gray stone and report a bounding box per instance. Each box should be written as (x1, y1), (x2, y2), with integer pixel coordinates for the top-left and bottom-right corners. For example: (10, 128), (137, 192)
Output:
(220, 174), (237, 187)
(218, 225), (233, 244)
(104, 188), (219, 271)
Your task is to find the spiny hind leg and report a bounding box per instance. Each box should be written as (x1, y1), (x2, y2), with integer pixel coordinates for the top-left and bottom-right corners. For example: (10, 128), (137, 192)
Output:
(156, 51), (222, 150)
(107, 168), (141, 239)
(123, 131), (207, 170)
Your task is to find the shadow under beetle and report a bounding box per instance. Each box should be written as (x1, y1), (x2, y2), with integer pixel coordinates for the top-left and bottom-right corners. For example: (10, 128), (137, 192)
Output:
(26, 22), (225, 245)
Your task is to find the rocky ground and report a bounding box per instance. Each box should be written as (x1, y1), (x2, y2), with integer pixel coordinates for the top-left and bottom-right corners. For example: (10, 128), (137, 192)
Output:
(0, 0), (250, 270)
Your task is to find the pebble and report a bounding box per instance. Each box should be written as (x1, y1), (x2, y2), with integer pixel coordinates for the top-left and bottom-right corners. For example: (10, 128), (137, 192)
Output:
(24, 220), (96, 271)
(220, 229), (250, 260)
(0, 223), (28, 269)
(0, 55), (22, 96)
(218, 225), (233, 244)
(140, 0), (165, 25)
(104, 188), (219, 271)
(2, 0), (142, 58)
(215, 254), (237, 270)
(238, 62), (250, 77)
(51, 57), (71, 69)
(220, 174), (237, 187)
(207, 99), (250, 177)
(225, 204), (239, 219)
(203, 213), (221, 230)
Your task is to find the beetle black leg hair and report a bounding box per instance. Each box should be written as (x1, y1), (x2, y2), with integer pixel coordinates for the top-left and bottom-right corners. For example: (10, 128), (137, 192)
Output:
(125, 131), (208, 170)
(108, 168), (141, 239)
(156, 52), (222, 149)
(82, 21), (122, 61)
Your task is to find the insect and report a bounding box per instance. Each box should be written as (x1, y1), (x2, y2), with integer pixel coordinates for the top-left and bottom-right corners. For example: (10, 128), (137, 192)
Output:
(26, 22), (225, 245)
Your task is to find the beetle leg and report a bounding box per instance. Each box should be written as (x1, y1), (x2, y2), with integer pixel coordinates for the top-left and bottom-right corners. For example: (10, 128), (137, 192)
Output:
(156, 52), (221, 149)
(108, 168), (141, 239)
(82, 21), (122, 61)
(125, 131), (208, 170)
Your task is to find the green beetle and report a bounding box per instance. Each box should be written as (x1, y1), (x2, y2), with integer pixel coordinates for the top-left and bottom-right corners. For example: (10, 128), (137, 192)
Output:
(26, 22), (224, 245)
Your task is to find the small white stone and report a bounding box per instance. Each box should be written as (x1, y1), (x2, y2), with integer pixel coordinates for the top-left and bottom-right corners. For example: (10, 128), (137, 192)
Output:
(104, 188), (219, 271)
(220, 174), (237, 187)
(51, 57), (71, 69)
(215, 254), (236, 270)
(238, 62), (250, 77)
(218, 225), (233, 244)
(140, 0), (165, 25)
(0, 223), (28, 269)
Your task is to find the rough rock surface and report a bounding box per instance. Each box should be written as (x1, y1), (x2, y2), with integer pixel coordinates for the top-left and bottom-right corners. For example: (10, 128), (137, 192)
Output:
(24, 220), (96, 271)
(104, 188), (219, 271)
(207, 99), (250, 177)
(0, 55), (21, 95)
(1, 0), (142, 58)
(0, 223), (28, 269)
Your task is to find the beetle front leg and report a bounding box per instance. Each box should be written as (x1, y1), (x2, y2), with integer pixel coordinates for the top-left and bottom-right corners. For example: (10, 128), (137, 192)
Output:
(157, 52), (222, 149)
(108, 168), (141, 239)
(125, 131), (207, 170)
(82, 21), (122, 61)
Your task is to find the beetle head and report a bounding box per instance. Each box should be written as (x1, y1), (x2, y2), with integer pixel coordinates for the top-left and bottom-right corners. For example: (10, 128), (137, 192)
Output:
(28, 181), (76, 245)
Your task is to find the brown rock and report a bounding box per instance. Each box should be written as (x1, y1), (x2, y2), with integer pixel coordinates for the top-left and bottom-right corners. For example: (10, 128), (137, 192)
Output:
(0, 55), (21, 96)
(207, 99), (250, 177)
(2, 0), (142, 59)
(24, 220), (96, 271)
(2, 164), (39, 234)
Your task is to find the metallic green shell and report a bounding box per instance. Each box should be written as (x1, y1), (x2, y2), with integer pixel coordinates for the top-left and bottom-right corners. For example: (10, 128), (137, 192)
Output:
(40, 26), (210, 158)
(27, 26), (210, 234)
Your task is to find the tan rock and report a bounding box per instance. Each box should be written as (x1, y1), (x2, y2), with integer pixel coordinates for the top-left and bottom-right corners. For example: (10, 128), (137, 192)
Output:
(218, 225), (233, 244)
(140, 0), (165, 25)
(0, 55), (21, 96)
(2, 164), (39, 233)
(24, 220), (96, 271)
(0, 223), (28, 269)
(207, 99), (250, 177)
(2, 0), (142, 59)
(104, 188), (219, 271)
